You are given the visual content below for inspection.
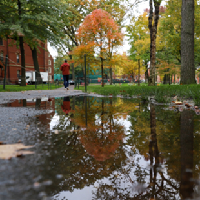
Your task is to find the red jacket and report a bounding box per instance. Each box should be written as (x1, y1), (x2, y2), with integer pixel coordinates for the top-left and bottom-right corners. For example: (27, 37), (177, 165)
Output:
(61, 101), (71, 115)
(60, 62), (70, 75)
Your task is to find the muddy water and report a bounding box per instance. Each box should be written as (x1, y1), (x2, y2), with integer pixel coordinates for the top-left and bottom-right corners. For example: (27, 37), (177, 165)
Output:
(1, 96), (200, 200)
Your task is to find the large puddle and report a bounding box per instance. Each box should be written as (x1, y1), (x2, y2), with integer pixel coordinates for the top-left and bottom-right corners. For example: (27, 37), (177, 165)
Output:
(1, 96), (200, 200)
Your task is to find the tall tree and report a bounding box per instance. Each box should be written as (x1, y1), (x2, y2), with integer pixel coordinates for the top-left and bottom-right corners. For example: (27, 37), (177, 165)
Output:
(181, 0), (195, 84)
(127, 12), (150, 82)
(0, 0), (67, 86)
(148, 0), (161, 86)
(74, 9), (123, 87)
(62, 0), (127, 82)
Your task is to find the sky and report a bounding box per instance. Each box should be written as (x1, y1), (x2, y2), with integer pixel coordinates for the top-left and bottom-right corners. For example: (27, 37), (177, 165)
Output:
(48, 0), (165, 58)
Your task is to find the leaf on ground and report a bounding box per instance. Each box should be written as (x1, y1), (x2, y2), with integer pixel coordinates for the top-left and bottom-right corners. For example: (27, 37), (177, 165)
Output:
(0, 143), (34, 159)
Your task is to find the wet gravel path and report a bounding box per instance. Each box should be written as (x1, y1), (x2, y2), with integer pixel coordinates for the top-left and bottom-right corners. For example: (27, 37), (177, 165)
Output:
(0, 86), (86, 200)
(0, 85), (86, 104)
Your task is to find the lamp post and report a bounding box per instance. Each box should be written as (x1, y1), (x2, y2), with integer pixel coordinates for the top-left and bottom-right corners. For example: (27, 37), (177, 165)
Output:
(3, 55), (8, 90)
(84, 54), (87, 92)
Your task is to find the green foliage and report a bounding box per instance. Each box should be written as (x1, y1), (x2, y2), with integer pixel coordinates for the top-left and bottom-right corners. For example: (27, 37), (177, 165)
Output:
(0, 0), (68, 48)
(127, 0), (200, 80)
(54, 57), (65, 75)
(126, 12), (150, 63)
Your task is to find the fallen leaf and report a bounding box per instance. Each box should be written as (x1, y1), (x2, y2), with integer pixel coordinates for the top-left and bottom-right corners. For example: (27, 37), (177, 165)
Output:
(174, 101), (183, 105)
(0, 143), (34, 159)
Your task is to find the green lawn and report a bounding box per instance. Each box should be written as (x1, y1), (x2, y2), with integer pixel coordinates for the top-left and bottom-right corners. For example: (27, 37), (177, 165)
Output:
(0, 84), (63, 92)
(76, 83), (200, 105)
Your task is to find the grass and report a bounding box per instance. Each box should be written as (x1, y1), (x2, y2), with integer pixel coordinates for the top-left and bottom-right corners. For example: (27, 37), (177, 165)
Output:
(76, 83), (200, 105)
(0, 83), (63, 92)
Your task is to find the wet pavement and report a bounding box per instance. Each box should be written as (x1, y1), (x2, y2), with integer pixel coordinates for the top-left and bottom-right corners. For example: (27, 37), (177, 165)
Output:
(0, 85), (85, 103)
(0, 88), (200, 200)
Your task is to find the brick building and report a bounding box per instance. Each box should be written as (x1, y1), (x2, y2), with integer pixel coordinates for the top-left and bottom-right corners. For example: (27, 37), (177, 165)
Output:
(0, 37), (54, 83)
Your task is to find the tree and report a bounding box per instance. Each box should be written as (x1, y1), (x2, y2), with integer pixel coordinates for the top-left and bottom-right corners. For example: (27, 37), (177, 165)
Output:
(158, 0), (200, 84)
(74, 9), (123, 87)
(127, 11), (153, 83)
(0, 0), (67, 85)
(181, 0), (195, 84)
(62, 0), (128, 81)
(148, 0), (162, 86)
(127, 12), (150, 64)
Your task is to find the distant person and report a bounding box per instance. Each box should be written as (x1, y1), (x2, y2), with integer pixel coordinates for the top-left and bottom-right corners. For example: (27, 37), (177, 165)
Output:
(60, 59), (70, 90)
(61, 97), (71, 115)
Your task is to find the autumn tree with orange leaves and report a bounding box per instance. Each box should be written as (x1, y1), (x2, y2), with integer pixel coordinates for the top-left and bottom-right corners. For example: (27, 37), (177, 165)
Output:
(74, 8), (123, 87)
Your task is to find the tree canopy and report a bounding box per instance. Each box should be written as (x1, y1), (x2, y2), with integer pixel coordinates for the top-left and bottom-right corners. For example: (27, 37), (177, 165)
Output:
(73, 8), (123, 85)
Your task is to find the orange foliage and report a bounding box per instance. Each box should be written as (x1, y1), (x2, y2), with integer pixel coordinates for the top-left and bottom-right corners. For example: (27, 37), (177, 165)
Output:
(79, 127), (124, 161)
(73, 8), (123, 62)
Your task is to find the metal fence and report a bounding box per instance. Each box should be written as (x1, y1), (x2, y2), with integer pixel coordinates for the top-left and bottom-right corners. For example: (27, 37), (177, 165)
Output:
(0, 77), (64, 90)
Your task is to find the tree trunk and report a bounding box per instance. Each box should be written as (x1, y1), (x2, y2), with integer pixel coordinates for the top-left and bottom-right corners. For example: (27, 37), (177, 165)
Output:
(148, 0), (161, 86)
(163, 74), (170, 84)
(110, 66), (112, 85)
(145, 68), (148, 83)
(31, 48), (42, 84)
(18, 0), (26, 86)
(138, 59), (140, 86)
(19, 36), (26, 86)
(132, 71), (134, 82)
(101, 57), (104, 87)
(69, 54), (75, 81)
(181, 0), (195, 84)
(72, 62), (74, 81)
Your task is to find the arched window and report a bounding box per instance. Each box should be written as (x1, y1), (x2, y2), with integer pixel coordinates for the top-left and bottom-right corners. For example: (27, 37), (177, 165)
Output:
(48, 67), (52, 73)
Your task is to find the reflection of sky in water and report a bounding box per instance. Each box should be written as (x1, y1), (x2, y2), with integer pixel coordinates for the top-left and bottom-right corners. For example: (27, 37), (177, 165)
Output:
(50, 114), (71, 130)
(54, 186), (94, 200)
(50, 114), (157, 200)
(50, 107), (183, 200)
(50, 114), (60, 130)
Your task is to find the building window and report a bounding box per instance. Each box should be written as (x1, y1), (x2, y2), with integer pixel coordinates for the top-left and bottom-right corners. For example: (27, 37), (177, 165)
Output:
(0, 51), (3, 62)
(48, 52), (50, 57)
(48, 67), (51, 73)
(17, 54), (19, 63)
(0, 37), (3, 46)
(48, 60), (51, 65)
(17, 70), (20, 78)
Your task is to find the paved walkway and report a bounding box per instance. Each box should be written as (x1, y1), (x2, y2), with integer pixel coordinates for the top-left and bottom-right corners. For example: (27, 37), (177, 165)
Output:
(0, 85), (87, 103)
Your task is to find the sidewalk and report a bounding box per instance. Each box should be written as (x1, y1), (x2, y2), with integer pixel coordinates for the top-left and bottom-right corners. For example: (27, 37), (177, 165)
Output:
(0, 85), (86, 103)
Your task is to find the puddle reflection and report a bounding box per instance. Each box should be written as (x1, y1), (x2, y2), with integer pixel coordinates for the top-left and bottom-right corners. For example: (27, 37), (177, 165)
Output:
(1, 96), (200, 200)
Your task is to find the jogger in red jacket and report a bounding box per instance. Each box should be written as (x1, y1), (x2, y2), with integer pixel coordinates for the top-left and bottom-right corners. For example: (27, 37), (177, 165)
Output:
(60, 60), (70, 90)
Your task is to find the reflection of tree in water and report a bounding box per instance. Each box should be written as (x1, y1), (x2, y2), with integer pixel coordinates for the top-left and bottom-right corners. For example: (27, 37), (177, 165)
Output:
(42, 129), (127, 197)
(180, 110), (194, 199)
(78, 98), (125, 161)
(53, 96), (79, 131)
(22, 96), (200, 199)
(41, 97), (128, 196)
(79, 125), (124, 162)
(92, 104), (198, 200)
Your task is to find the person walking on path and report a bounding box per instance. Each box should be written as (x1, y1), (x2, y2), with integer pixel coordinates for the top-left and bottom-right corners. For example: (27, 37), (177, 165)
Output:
(60, 59), (70, 90)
